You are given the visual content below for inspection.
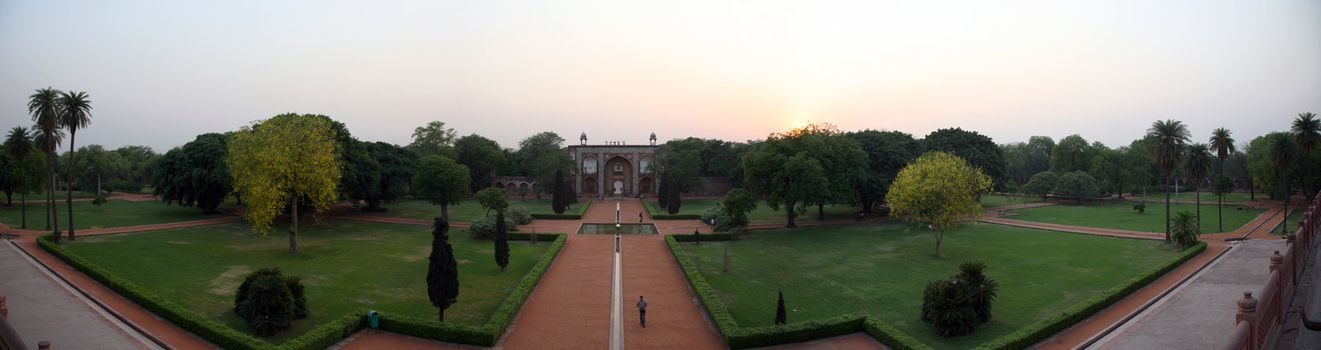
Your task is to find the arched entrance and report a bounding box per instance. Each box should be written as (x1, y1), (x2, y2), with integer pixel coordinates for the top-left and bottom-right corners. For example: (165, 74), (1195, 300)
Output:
(582, 176), (597, 195)
(603, 156), (632, 196)
(638, 177), (653, 195)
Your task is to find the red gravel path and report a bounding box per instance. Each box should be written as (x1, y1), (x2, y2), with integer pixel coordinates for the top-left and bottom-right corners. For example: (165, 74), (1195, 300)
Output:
(500, 234), (614, 349)
(622, 235), (724, 349)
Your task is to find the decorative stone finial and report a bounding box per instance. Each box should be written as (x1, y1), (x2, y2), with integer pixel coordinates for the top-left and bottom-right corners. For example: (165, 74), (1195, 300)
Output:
(1238, 292), (1257, 313)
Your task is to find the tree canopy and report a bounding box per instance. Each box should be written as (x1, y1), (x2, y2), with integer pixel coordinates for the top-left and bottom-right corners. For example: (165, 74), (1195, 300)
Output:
(412, 155), (471, 221)
(886, 151), (993, 256)
(408, 121), (459, 158)
(154, 133), (233, 214)
(226, 113), (342, 254)
(920, 128), (1006, 188)
(741, 131), (830, 228)
(454, 134), (507, 193)
(849, 129), (920, 213)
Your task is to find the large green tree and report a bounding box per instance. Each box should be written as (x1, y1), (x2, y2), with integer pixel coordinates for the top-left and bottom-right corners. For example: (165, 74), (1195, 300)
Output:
(1209, 128), (1236, 231)
(227, 113), (342, 255)
(654, 138), (704, 213)
(412, 155), (471, 221)
(1183, 144), (1213, 230)
(1270, 134), (1298, 232)
(887, 151), (993, 256)
(742, 143), (827, 228)
(113, 145), (158, 188)
(454, 134), (507, 192)
(1090, 147), (1131, 197)
(848, 130), (918, 214)
(1292, 112), (1319, 198)
(58, 90), (92, 241)
(362, 142), (418, 210)
(73, 145), (126, 197)
(29, 87), (63, 239)
(1052, 171), (1101, 203)
(517, 132), (571, 199)
(4, 127), (42, 228)
(1049, 135), (1098, 173)
(1001, 136), (1055, 186)
(154, 133), (232, 214)
(920, 128), (1006, 188)
(408, 121), (458, 158)
(1147, 119), (1190, 242)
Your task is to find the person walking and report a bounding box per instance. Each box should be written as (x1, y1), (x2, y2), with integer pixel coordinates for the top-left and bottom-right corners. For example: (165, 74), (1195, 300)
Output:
(639, 211), (644, 223)
(637, 295), (648, 327)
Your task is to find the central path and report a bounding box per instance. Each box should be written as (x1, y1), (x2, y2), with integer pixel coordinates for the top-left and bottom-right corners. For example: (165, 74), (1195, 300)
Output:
(503, 197), (724, 349)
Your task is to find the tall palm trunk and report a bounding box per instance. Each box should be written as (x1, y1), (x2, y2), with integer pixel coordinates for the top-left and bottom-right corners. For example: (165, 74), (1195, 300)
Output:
(47, 143), (60, 243)
(1217, 160), (1224, 232)
(66, 130), (76, 241)
(1281, 172), (1289, 233)
(1164, 176), (1172, 242)
(20, 192), (26, 229)
(1194, 187), (1200, 232)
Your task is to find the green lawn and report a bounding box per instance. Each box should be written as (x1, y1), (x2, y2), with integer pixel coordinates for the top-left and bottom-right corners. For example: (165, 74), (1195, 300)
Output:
(1274, 210), (1303, 235)
(1133, 191), (1258, 203)
(373, 199), (587, 222)
(0, 200), (217, 230)
(979, 194), (1041, 209)
(646, 199), (860, 224)
(677, 222), (1185, 349)
(1007, 202), (1263, 234)
(62, 219), (550, 342)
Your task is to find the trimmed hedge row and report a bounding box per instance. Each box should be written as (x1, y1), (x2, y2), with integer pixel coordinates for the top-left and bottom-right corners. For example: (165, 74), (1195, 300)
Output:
(973, 241), (1207, 350)
(663, 235), (926, 349)
(377, 234), (568, 346)
(671, 233), (735, 242)
(39, 236), (272, 350)
(507, 232), (563, 242)
(644, 200), (703, 220)
(39, 233), (569, 349)
(531, 198), (594, 220)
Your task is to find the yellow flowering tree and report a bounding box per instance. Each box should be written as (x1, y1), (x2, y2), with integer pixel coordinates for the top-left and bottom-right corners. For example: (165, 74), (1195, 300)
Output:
(886, 151), (993, 256)
(227, 113), (342, 255)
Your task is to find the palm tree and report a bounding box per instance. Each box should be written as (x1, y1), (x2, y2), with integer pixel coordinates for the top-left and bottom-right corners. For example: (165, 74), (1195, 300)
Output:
(1209, 128), (1235, 231)
(29, 87), (63, 242)
(1270, 134), (1296, 233)
(5, 127), (34, 228)
(1147, 119), (1190, 242)
(1183, 144), (1212, 232)
(59, 91), (92, 241)
(1292, 112), (1319, 199)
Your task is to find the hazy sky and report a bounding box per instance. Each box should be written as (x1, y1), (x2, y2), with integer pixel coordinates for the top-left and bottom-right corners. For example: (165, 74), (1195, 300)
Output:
(3, 0), (1319, 153)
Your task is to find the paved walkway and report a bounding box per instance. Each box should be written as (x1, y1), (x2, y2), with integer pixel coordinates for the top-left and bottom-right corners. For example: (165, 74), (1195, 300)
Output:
(1032, 204), (1288, 349)
(1, 239), (160, 350)
(1089, 239), (1286, 350)
(622, 235), (724, 349)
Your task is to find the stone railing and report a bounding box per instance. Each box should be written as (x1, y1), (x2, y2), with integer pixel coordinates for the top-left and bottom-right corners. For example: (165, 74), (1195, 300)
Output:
(1224, 191), (1321, 350)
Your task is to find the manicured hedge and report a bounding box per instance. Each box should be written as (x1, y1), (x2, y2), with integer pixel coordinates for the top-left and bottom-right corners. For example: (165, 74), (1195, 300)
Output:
(507, 232), (563, 242)
(644, 200), (703, 220)
(531, 198), (594, 220)
(671, 233), (735, 242)
(664, 235), (1205, 350)
(39, 233), (569, 349)
(973, 241), (1207, 350)
(377, 234), (567, 346)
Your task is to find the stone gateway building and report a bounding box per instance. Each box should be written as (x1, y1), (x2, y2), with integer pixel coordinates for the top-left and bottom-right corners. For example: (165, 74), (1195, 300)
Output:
(569, 133), (658, 197)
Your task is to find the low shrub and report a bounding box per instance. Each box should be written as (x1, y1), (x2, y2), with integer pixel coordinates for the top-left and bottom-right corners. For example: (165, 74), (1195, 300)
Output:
(530, 198), (593, 220)
(468, 214), (515, 239)
(507, 206), (533, 225)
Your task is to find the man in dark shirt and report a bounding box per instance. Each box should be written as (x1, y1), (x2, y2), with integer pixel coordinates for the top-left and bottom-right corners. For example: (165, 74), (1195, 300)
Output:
(637, 295), (648, 327)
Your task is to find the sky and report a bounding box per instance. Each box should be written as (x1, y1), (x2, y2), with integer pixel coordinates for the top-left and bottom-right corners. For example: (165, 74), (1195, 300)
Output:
(2, 0), (1319, 153)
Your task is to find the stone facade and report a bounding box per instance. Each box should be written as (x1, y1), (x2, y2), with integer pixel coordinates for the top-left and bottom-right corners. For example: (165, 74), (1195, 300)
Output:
(568, 143), (657, 197)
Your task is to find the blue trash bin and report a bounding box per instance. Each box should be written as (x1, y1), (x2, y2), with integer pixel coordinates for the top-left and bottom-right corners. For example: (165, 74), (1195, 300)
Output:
(368, 310), (380, 329)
